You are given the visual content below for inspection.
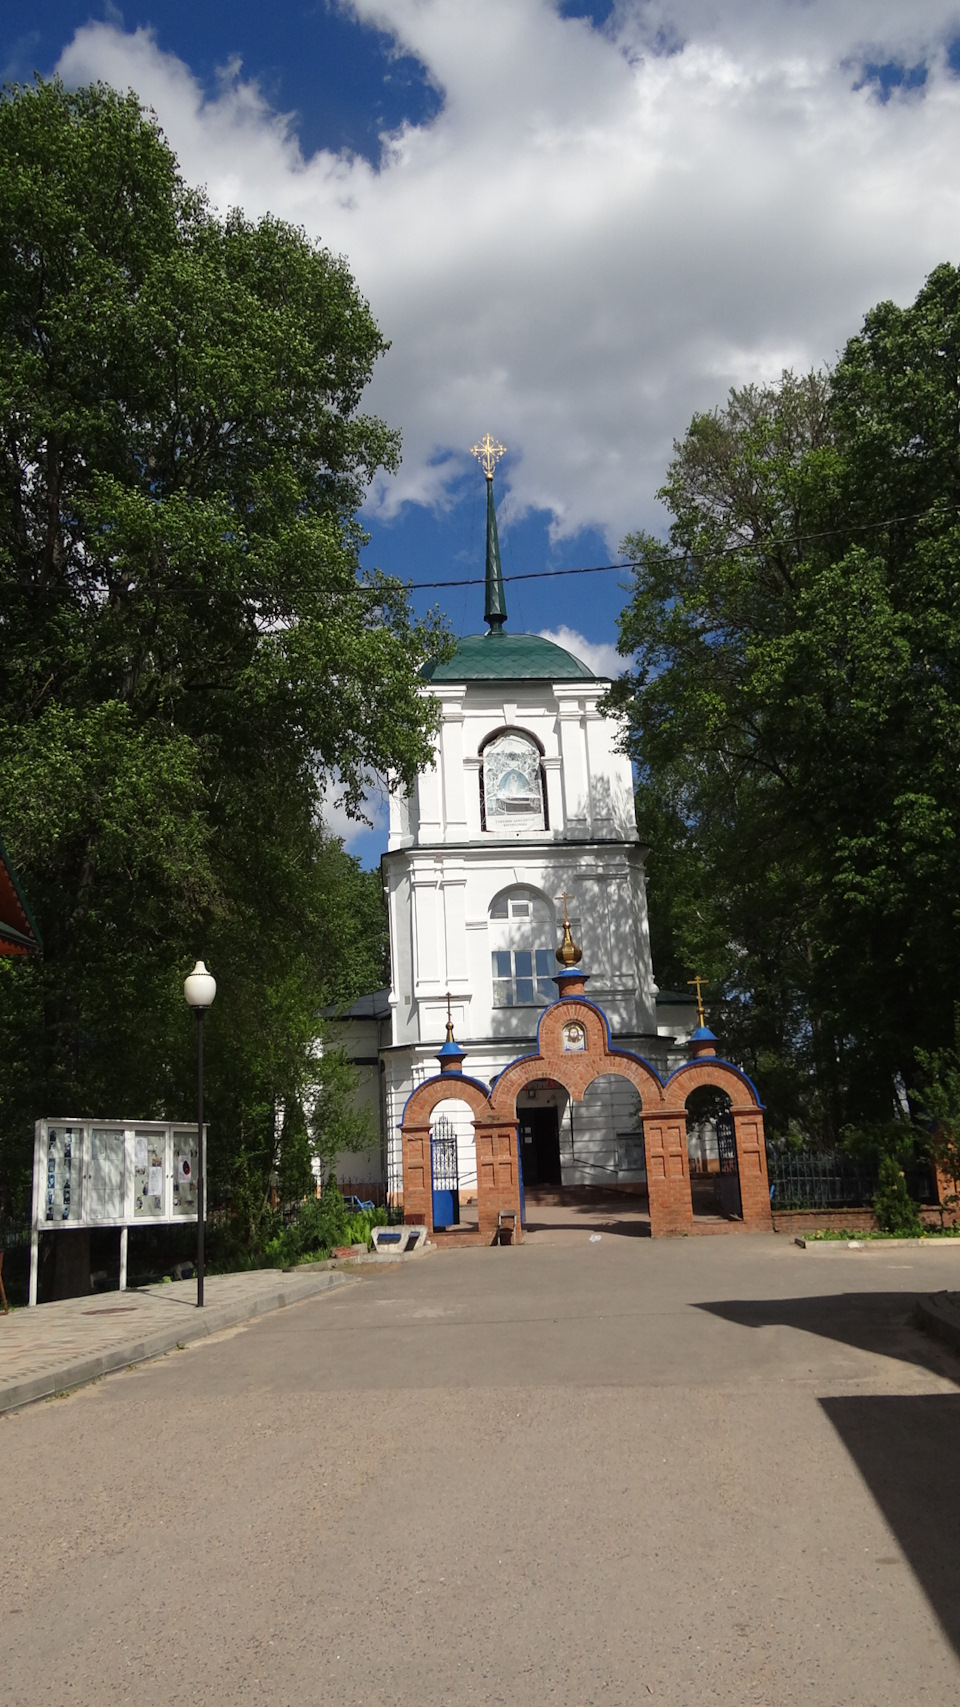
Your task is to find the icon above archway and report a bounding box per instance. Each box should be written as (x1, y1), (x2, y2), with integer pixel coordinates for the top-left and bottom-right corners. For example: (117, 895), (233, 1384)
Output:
(562, 1020), (586, 1052)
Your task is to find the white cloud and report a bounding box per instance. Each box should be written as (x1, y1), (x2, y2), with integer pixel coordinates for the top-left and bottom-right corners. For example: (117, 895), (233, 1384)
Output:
(538, 626), (625, 678)
(319, 777), (388, 851)
(55, 3), (960, 544)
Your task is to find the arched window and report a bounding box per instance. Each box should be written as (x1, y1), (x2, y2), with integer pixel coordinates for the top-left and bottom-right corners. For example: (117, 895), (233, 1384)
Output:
(480, 729), (546, 834)
(489, 886), (555, 1007)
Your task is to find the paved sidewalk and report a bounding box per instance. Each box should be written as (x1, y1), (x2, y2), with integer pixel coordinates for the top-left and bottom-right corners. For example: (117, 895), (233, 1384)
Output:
(0, 1266), (355, 1415)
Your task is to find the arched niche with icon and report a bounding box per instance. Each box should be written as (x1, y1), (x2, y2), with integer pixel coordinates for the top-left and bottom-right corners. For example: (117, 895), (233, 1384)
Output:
(29, 1117), (206, 1305)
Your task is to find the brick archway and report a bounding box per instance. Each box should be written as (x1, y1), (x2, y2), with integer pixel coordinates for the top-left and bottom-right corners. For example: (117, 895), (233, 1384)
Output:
(400, 992), (771, 1241)
(489, 999), (663, 1120)
(664, 1059), (771, 1232)
(399, 1076), (492, 1232)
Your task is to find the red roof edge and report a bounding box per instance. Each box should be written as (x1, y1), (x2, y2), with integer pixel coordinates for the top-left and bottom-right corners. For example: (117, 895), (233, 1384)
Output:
(0, 834), (42, 956)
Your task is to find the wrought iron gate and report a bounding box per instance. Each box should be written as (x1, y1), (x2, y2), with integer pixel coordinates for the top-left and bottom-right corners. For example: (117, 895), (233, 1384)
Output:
(716, 1111), (742, 1218)
(431, 1115), (460, 1228)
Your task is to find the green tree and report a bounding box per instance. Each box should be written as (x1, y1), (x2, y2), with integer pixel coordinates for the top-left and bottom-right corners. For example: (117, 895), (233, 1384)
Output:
(0, 78), (446, 1217)
(872, 1153), (924, 1237)
(608, 268), (960, 1140)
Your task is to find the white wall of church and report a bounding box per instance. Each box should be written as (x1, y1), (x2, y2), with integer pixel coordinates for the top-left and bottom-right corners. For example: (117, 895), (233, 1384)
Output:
(388, 679), (638, 850)
(560, 1074), (646, 1189)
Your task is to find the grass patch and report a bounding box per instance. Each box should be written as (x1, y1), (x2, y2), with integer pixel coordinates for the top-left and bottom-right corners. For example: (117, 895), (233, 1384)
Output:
(807, 1225), (960, 1240)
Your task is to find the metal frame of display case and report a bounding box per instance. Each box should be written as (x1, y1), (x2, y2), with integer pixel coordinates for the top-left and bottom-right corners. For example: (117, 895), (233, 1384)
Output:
(29, 1118), (206, 1306)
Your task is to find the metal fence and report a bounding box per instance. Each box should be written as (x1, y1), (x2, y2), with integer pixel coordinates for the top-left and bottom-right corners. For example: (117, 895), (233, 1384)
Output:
(765, 1144), (935, 1211)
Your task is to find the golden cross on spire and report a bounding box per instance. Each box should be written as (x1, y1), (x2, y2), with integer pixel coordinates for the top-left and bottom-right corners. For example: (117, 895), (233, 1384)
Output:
(445, 990), (455, 1043)
(470, 432), (506, 482)
(687, 975), (708, 1028)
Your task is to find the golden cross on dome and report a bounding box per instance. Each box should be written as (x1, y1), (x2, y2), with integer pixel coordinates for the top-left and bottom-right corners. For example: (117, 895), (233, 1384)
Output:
(470, 432), (506, 482)
(445, 989), (455, 1043)
(687, 975), (708, 1028)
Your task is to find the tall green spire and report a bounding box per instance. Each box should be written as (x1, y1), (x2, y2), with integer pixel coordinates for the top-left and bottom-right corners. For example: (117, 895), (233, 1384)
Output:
(470, 433), (508, 633)
(484, 475), (507, 632)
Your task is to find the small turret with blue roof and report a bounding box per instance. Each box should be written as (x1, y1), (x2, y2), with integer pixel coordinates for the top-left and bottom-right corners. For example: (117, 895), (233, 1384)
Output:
(420, 433), (596, 684)
(436, 993), (468, 1074)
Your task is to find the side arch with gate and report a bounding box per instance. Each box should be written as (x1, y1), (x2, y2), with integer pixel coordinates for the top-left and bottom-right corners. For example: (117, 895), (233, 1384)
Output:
(400, 1075), (503, 1237)
(662, 1057), (771, 1232)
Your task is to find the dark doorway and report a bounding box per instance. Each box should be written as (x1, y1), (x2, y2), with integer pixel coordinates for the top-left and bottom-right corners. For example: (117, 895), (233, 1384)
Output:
(518, 1107), (562, 1186)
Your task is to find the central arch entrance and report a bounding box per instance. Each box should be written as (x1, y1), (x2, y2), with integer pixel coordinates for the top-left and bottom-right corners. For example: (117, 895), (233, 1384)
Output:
(517, 1072), (652, 1238)
(565, 1073), (646, 1191)
(517, 1078), (565, 1186)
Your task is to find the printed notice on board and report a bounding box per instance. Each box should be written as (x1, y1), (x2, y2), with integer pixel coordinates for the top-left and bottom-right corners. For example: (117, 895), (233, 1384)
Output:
(148, 1165), (162, 1198)
(135, 1136), (148, 1168)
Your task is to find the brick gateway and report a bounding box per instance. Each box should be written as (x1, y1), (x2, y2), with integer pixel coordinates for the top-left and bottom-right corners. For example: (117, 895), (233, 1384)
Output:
(400, 961), (771, 1243)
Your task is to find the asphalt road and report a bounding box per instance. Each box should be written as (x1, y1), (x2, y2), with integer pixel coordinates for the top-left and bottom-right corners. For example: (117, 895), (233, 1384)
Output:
(4, 1234), (960, 1706)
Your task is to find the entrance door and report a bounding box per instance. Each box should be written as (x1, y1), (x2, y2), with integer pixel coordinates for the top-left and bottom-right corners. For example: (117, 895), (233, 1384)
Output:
(518, 1108), (562, 1186)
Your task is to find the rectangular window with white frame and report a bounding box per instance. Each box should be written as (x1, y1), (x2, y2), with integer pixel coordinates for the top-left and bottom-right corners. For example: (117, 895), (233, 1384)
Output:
(492, 948), (555, 1007)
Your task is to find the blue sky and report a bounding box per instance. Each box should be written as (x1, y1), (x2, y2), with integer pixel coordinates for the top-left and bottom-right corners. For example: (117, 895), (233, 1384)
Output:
(4, 2), (629, 636)
(3, 2), (443, 160)
(7, 1), (960, 865)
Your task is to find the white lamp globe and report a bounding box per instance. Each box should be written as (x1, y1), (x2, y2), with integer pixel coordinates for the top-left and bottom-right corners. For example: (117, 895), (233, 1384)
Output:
(184, 959), (217, 1010)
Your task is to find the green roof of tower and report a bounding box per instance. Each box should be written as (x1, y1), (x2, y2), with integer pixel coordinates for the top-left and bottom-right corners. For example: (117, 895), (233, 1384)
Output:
(421, 631), (596, 682)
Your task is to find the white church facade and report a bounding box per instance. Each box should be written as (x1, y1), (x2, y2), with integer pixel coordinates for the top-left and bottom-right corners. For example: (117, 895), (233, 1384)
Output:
(334, 438), (699, 1206)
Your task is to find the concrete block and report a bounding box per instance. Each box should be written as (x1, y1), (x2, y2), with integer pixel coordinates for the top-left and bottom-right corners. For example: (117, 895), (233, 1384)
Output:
(371, 1226), (427, 1254)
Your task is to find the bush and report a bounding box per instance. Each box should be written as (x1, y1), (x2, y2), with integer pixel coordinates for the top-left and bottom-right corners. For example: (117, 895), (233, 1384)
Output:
(261, 1183), (388, 1267)
(873, 1154), (924, 1236)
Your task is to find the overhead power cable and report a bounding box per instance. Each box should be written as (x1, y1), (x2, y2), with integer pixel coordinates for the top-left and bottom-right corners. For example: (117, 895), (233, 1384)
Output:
(376, 499), (960, 592)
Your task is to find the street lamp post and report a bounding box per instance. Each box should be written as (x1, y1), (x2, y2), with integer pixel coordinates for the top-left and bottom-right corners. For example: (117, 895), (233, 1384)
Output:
(183, 959), (216, 1307)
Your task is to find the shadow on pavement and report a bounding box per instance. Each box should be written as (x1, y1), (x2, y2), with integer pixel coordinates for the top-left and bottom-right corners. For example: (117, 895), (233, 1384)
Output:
(697, 1293), (960, 1660)
(820, 1392), (960, 1660)
(523, 1215), (651, 1237)
(696, 1291), (948, 1379)
(523, 1190), (652, 1238)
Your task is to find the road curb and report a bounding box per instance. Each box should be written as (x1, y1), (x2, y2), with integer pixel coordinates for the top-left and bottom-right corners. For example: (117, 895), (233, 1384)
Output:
(915, 1291), (960, 1356)
(0, 1269), (355, 1416)
(795, 1236), (960, 1251)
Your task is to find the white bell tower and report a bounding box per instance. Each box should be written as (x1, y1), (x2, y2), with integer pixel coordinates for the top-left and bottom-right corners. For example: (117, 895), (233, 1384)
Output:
(379, 436), (668, 1190)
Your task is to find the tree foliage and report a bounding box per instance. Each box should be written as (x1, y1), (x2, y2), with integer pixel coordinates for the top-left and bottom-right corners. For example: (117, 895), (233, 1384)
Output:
(608, 266), (960, 1140)
(0, 78), (446, 1218)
